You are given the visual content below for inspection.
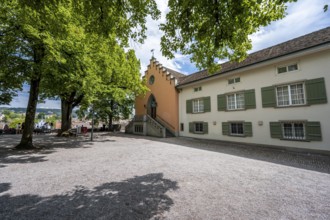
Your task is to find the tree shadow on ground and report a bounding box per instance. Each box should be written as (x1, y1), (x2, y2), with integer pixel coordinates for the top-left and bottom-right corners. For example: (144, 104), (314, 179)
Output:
(0, 183), (11, 193)
(113, 133), (330, 174)
(0, 173), (178, 220)
(0, 150), (48, 167)
(0, 135), (93, 168)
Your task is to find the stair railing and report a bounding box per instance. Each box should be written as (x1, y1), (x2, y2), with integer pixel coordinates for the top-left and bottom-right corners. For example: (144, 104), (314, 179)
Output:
(145, 114), (166, 137)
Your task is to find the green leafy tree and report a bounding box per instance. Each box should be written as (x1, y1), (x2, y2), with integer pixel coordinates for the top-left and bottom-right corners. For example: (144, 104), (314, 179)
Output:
(160, 0), (297, 72)
(9, 118), (24, 129)
(2, 109), (23, 121)
(0, 1), (68, 148)
(45, 115), (58, 128)
(42, 36), (136, 134)
(37, 112), (46, 120)
(0, 85), (20, 105)
(76, 48), (146, 131)
(75, 46), (145, 130)
(2, 109), (12, 116)
(0, 0), (159, 148)
(1, 116), (8, 123)
(1, 109), (24, 126)
(78, 94), (135, 131)
(43, 30), (148, 134)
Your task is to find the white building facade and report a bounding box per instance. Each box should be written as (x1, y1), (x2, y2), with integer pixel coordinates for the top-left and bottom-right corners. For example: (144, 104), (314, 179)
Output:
(177, 27), (330, 153)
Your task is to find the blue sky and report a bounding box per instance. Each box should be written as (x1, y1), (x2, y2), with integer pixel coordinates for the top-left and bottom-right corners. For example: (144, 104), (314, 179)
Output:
(2, 0), (330, 109)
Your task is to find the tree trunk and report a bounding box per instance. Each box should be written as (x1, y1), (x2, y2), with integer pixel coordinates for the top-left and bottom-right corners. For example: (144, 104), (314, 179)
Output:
(59, 92), (84, 135)
(60, 99), (73, 134)
(16, 45), (44, 150)
(108, 100), (114, 131)
(15, 78), (40, 149)
(108, 113), (113, 131)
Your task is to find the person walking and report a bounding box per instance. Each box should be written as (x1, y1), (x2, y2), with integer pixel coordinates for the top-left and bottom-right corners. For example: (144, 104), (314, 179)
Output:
(16, 123), (21, 134)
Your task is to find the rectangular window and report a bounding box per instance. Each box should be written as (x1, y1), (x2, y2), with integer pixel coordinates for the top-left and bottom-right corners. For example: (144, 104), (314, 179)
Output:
(282, 122), (305, 140)
(288, 64), (298, 71)
(194, 87), (202, 92)
(195, 122), (204, 133)
(230, 123), (244, 135)
(180, 123), (184, 131)
(189, 122), (208, 134)
(228, 77), (240, 85)
(134, 125), (143, 133)
(276, 83), (305, 106)
(278, 66), (287, 74)
(277, 63), (298, 74)
(223, 122), (252, 137)
(227, 93), (245, 110)
(193, 99), (204, 113)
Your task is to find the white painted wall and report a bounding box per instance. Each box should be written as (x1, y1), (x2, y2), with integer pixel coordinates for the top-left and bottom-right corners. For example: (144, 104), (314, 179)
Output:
(179, 49), (330, 152)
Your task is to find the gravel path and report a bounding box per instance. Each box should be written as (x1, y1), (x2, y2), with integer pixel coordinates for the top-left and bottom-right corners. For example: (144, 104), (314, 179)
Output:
(0, 133), (329, 219)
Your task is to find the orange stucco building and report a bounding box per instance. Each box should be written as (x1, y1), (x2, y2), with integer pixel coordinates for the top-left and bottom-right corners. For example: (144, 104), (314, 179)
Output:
(133, 58), (185, 136)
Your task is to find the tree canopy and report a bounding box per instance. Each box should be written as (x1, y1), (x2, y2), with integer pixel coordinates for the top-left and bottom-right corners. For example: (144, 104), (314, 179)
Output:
(0, 0), (159, 148)
(160, 0), (297, 72)
(76, 48), (144, 130)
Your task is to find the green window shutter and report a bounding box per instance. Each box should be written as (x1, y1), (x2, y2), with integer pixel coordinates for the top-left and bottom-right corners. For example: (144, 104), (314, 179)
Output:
(261, 86), (276, 108)
(306, 121), (322, 141)
(217, 94), (226, 111)
(269, 122), (282, 139)
(222, 122), (229, 135)
(203, 96), (211, 112)
(244, 122), (253, 137)
(189, 122), (194, 133)
(306, 77), (327, 105)
(186, 100), (192, 113)
(203, 122), (208, 134)
(244, 89), (256, 109)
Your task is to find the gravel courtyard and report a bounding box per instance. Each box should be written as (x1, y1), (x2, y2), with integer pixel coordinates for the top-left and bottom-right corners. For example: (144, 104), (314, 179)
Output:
(0, 133), (329, 220)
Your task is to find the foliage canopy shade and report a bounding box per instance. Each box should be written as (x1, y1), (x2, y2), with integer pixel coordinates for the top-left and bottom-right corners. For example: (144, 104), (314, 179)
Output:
(160, 0), (297, 72)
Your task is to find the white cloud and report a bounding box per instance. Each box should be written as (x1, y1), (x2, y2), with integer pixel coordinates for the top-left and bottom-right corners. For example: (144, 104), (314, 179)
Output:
(250, 0), (330, 52)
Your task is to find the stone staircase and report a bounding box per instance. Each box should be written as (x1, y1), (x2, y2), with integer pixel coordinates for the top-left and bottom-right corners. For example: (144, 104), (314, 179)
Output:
(125, 115), (165, 138)
(125, 115), (175, 138)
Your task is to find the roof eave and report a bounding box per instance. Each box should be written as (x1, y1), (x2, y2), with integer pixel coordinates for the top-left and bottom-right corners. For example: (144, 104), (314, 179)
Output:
(176, 42), (330, 88)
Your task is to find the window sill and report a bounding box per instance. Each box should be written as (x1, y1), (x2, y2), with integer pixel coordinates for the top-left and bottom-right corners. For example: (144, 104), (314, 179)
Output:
(277, 69), (299, 75)
(275, 104), (309, 109)
(193, 132), (205, 134)
(228, 134), (246, 137)
(225, 108), (246, 112)
(280, 138), (310, 142)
